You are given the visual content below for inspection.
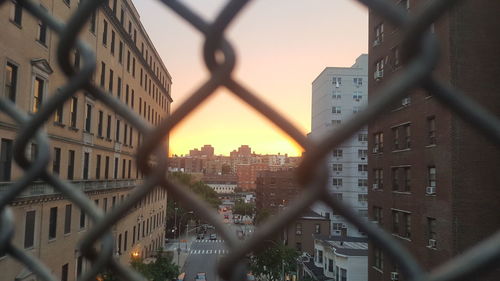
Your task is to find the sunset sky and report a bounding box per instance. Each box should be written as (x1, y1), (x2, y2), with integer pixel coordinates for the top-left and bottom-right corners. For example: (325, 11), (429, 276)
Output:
(134, 0), (368, 156)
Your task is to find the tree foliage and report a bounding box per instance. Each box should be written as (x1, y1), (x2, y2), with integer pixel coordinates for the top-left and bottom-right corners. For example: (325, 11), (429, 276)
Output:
(130, 251), (179, 281)
(233, 199), (255, 216)
(249, 243), (299, 281)
(254, 208), (271, 225)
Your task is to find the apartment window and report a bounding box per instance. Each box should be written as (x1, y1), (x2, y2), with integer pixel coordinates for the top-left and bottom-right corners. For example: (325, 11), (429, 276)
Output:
(358, 194), (368, 203)
(358, 178), (368, 187)
(404, 124), (411, 148)
(391, 46), (401, 69)
(112, 0), (117, 13)
(103, 198), (108, 213)
(403, 167), (411, 192)
(296, 242), (302, 251)
(114, 157), (119, 179)
(95, 155), (101, 179)
(102, 20), (108, 45)
(427, 116), (436, 145)
(106, 115), (112, 139)
(33, 77), (44, 112)
(318, 250), (323, 263)
(79, 208), (86, 229)
(392, 211), (399, 234)
(10, 0), (23, 26)
(100, 62), (106, 87)
(64, 204), (71, 234)
(110, 30), (115, 55)
(109, 69), (114, 93)
(332, 106), (341, 114)
(5, 62), (18, 102)
(76, 255), (83, 277)
(373, 206), (383, 224)
(118, 233), (122, 254)
(428, 166), (436, 187)
(375, 59), (384, 80)
(373, 169), (383, 189)
(124, 231), (128, 251)
(128, 159), (132, 178)
(105, 156), (110, 179)
(120, 9), (124, 25)
(392, 168), (399, 191)
(374, 23), (384, 44)
(427, 217), (437, 246)
(332, 178), (343, 187)
(53, 148), (61, 174)
(24, 210), (36, 248)
(115, 119), (121, 142)
(89, 11), (96, 33)
(132, 58), (136, 77)
(332, 77), (342, 86)
(119, 41), (123, 64)
(133, 226), (136, 244)
(315, 224), (321, 234)
(70, 97), (77, 128)
(358, 133), (368, 142)
(403, 212), (411, 238)
(97, 111), (103, 136)
(358, 149), (368, 159)
(353, 77), (363, 86)
(48, 207), (57, 239)
(37, 6), (48, 45)
(333, 149), (343, 158)
(340, 268), (347, 281)
(295, 223), (302, 235)
(392, 127), (400, 150)
(373, 132), (384, 152)
(61, 264), (68, 281)
(84, 104), (92, 132)
(122, 159), (126, 178)
(332, 164), (342, 172)
(67, 150), (75, 180)
(373, 246), (383, 270)
(358, 164), (368, 172)
(81, 152), (89, 180)
(54, 104), (63, 123)
(127, 51), (131, 72)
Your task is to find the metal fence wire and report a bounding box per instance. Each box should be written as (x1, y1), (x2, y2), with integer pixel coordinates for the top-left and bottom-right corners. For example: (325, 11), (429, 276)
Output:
(1, 0), (500, 281)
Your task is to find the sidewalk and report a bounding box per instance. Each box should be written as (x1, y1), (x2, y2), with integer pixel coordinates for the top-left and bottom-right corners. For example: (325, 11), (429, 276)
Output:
(164, 235), (195, 270)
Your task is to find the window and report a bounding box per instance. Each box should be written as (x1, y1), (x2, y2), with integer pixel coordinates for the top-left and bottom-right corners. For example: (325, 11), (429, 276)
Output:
(403, 167), (411, 192)
(392, 168), (399, 191)
(332, 164), (342, 172)
(54, 104), (63, 123)
(102, 20), (108, 45)
(374, 23), (384, 44)
(428, 166), (436, 187)
(375, 59), (384, 80)
(10, 0), (23, 26)
(333, 149), (343, 158)
(373, 246), (383, 270)
(403, 212), (411, 238)
(332, 178), (343, 187)
(124, 231), (128, 251)
(392, 127), (400, 150)
(48, 207), (57, 239)
(61, 264), (69, 281)
(333, 193), (343, 201)
(358, 133), (368, 142)
(332, 106), (341, 114)
(404, 124), (411, 148)
(353, 77), (363, 86)
(127, 51), (131, 72)
(115, 119), (121, 142)
(358, 149), (368, 158)
(358, 164), (368, 172)
(332, 77), (342, 86)
(373, 169), (383, 189)
(117, 77), (122, 98)
(70, 97), (77, 128)
(358, 178), (368, 187)
(100, 62), (106, 87)
(0, 139), (13, 181)
(120, 9), (124, 25)
(295, 223), (302, 235)
(109, 69), (114, 93)
(318, 250), (323, 263)
(114, 157), (119, 179)
(373, 206), (383, 224)
(33, 77), (44, 112)
(340, 268), (347, 281)
(103, 198), (108, 213)
(132, 58), (136, 77)
(119, 41), (123, 64)
(84, 104), (92, 132)
(79, 208), (86, 229)
(118, 233), (122, 254)
(64, 204), (71, 234)
(331, 119), (341, 125)
(89, 10), (96, 33)
(24, 210), (36, 248)
(373, 132), (384, 152)
(83, 152), (89, 180)
(122, 159), (126, 178)
(37, 6), (48, 45)
(5, 62), (18, 102)
(76, 255), (83, 277)
(95, 155), (101, 179)
(105, 156), (110, 179)
(328, 259), (334, 272)
(427, 217), (437, 247)
(67, 150), (75, 180)
(314, 224), (321, 234)
(111, 30), (115, 54)
(296, 242), (302, 251)
(427, 116), (436, 145)
(97, 110), (103, 137)
(106, 115), (112, 139)
(392, 210), (411, 238)
(53, 148), (61, 174)
(391, 46), (401, 69)
(358, 194), (368, 203)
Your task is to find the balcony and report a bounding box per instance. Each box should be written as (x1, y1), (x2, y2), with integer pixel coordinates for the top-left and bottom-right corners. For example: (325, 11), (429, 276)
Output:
(0, 179), (141, 199)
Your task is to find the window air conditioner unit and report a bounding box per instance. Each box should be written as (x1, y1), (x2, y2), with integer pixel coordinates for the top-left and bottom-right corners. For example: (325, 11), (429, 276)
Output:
(402, 97), (411, 106)
(333, 230), (341, 235)
(374, 70), (384, 80)
(426, 186), (436, 195)
(372, 147), (379, 153)
(428, 239), (437, 248)
(391, 272), (399, 281)
(335, 82), (340, 88)
(373, 39), (381, 47)
(372, 183), (379, 190)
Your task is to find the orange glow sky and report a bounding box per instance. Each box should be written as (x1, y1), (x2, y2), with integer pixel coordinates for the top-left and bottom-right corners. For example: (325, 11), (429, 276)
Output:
(134, 0), (368, 156)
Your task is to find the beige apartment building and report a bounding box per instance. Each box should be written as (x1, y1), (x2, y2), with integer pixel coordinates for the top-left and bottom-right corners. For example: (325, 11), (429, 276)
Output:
(0, 0), (172, 280)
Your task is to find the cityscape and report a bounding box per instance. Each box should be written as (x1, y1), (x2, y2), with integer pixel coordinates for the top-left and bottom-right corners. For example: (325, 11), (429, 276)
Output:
(0, 1), (499, 281)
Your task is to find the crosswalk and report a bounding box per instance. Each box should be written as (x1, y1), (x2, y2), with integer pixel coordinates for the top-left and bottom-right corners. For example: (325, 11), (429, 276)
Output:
(189, 249), (229, 255)
(196, 239), (225, 243)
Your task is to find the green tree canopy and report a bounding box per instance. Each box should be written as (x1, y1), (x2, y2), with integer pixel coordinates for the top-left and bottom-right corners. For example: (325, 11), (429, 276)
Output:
(233, 199), (255, 216)
(250, 243), (299, 281)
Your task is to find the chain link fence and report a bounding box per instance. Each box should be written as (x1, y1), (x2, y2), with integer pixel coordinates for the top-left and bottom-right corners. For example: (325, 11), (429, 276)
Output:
(0, 0), (499, 281)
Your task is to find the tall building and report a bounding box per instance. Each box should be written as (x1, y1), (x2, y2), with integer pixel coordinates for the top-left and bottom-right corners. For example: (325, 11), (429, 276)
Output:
(368, 1), (500, 281)
(255, 170), (300, 213)
(310, 55), (369, 237)
(0, 0), (172, 280)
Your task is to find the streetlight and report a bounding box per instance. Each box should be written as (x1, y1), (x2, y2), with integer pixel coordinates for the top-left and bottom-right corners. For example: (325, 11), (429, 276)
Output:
(177, 211), (194, 266)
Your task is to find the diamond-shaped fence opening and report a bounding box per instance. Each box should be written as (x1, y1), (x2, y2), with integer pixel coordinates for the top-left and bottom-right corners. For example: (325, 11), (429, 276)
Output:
(0, 1), (500, 281)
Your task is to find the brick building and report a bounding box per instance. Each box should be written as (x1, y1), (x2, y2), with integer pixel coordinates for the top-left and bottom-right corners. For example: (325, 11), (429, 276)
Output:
(368, 1), (500, 281)
(236, 163), (270, 191)
(284, 209), (330, 255)
(0, 0), (172, 280)
(255, 170), (300, 212)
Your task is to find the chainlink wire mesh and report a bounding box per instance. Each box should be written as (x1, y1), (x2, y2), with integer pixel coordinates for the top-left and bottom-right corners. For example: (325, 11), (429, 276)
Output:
(1, 0), (500, 281)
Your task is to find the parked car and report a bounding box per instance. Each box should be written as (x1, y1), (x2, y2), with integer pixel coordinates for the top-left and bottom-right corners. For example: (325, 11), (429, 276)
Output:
(210, 233), (217, 240)
(195, 272), (206, 281)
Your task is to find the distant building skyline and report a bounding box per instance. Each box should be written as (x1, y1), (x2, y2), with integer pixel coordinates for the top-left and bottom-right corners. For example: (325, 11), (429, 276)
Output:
(171, 144), (298, 157)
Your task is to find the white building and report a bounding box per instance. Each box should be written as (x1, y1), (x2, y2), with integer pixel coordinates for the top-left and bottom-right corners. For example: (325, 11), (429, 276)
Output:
(310, 55), (368, 237)
(207, 183), (236, 194)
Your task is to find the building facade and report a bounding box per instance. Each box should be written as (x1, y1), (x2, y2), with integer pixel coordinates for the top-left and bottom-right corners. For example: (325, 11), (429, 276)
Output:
(255, 170), (300, 213)
(368, 1), (500, 281)
(0, 0), (172, 280)
(283, 209), (330, 256)
(310, 55), (369, 237)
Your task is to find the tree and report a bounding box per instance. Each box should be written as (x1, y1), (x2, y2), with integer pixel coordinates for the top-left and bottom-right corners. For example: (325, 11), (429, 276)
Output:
(233, 199), (255, 216)
(254, 208), (271, 225)
(130, 250), (179, 281)
(250, 243), (299, 281)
